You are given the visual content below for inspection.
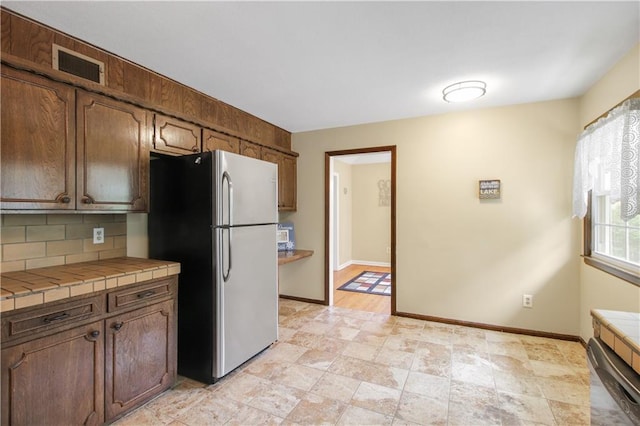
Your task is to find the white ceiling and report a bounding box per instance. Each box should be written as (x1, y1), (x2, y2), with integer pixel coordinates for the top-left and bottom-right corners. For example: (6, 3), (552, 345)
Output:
(4, 1), (639, 133)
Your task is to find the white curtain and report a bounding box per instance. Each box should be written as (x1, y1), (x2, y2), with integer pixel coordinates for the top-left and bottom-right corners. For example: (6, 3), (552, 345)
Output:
(572, 98), (640, 221)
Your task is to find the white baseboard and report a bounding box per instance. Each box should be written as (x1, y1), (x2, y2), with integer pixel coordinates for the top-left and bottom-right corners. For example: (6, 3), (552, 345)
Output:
(337, 260), (353, 270)
(338, 260), (391, 270)
(353, 260), (391, 268)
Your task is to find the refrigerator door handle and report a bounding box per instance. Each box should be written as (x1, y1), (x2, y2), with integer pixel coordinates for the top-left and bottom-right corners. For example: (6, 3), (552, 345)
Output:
(222, 171), (233, 226)
(223, 228), (232, 282)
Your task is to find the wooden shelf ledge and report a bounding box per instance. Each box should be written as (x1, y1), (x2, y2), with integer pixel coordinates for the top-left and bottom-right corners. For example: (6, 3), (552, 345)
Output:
(278, 249), (314, 265)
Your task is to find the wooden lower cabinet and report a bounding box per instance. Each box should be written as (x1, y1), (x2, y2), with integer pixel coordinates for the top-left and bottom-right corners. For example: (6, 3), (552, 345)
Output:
(105, 299), (176, 419)
(0, 277), (177, 426)
(1, 321), (105, 426)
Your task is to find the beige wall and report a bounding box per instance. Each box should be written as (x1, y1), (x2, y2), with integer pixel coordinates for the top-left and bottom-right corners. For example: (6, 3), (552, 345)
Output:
(281, 98), (582, 335)
(577, 44), (640, 342)
(127, 213), (148, 258)
(352, 162), (391, 264)
(1, 214), (127, 272)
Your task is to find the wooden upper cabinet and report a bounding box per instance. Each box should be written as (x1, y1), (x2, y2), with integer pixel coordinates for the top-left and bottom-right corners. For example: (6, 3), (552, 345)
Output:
(279, 153), (297, 211)
(261, 147), (297, 211)
(202, 128), (239, 153)
(239, 140), (261, 159)
(0, 66), (76, 210)
(260, 148), (280, 165)
(76, 91), (150, 212)
(153, 114), (201, 155)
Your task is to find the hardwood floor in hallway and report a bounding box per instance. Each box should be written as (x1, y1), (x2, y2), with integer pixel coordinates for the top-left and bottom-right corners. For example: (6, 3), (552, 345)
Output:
(333, 264), (391, 314)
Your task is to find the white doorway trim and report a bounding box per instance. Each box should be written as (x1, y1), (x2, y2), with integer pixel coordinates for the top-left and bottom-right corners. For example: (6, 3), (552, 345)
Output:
(332, 172), (340, 272)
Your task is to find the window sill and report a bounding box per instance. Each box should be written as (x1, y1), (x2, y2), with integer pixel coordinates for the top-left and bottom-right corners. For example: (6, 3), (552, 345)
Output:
(583, 256), (640, 287)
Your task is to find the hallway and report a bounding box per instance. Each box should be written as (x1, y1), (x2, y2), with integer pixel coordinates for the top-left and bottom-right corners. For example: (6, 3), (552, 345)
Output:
(333, 264), (391, 314)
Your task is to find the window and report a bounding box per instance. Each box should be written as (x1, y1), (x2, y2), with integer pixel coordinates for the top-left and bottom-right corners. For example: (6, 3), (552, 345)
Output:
(591, 195), (640, 272)
(574, 95), (640, 286)
(583, 193), (640, 286)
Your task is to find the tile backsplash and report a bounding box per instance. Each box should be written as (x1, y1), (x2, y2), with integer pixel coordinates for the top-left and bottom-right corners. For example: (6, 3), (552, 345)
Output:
(0, 214), (127, 273)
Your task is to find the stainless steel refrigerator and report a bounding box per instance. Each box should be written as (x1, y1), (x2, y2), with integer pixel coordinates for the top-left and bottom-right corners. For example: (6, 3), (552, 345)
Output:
(148, 150), (278, 383)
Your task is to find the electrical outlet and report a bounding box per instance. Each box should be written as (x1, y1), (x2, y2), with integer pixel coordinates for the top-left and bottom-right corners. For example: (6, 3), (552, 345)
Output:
(522, 294), (533, 308)
(386, 247), (391, 254)
(93, 227), (105, 244)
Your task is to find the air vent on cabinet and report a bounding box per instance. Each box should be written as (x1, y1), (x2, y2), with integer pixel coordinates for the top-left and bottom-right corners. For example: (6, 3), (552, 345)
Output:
(52, 44), (104, 85)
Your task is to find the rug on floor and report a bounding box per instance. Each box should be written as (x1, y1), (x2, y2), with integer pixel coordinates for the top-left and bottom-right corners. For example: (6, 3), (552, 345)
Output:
(337, 271), (391, 296)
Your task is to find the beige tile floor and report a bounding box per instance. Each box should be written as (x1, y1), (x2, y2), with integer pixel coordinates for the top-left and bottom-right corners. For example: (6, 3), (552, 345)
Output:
(114, 299), (597, 425)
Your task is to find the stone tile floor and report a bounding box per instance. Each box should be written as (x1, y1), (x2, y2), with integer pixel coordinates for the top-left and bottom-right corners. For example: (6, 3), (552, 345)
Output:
(113, 299), (607, 425)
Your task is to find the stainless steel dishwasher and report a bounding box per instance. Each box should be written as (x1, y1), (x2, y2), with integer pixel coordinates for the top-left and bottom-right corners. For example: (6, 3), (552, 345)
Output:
(588, 337), (640, 425)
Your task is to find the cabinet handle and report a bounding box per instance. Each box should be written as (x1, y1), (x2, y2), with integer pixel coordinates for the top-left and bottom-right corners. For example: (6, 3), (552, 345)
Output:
(55, 194), (71, 204)
(136, 290), (156, 299)
(82, 198), (93, 204)
(90, 330), (100, 338)
(42, 312), (69, 323)
(112, 322), (123, 331)
(191, 146), (199, 153)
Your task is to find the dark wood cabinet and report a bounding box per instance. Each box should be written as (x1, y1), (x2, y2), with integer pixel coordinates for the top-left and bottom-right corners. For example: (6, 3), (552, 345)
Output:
(262, 147), (297, 211)
(1, 65), (151, 213)
(0, 276), (178, 425)
(153, 114), (202, 155)
(1, 321), (105, 426)
(1, 63), (297, 213)
(105, 299), (176, 419)
(279, 153), (297, 211)
(77, 91), (150, 212)
(203, 128), (239, 153)
(239, 140), (261, 159)
(0, 66), (76, 210)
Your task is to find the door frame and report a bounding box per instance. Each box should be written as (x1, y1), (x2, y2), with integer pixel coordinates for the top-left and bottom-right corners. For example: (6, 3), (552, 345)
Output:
(324, 145), (397, 315)
(332, 172), (340, 271)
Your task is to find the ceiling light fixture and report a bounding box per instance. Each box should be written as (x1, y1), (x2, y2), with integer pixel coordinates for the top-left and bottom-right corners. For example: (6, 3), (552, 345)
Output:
(442, 80), (486, 103)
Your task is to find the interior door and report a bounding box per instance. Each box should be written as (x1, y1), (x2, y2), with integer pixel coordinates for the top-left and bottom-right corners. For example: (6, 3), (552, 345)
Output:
(215, 224), (277, 377)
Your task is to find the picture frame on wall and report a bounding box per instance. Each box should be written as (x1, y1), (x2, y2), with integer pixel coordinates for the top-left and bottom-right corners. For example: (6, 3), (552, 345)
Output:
(277, 222), (296, 251)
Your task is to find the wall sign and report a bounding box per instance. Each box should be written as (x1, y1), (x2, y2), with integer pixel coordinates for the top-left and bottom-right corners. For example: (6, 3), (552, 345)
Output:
(378, 179), (391, 206)
(479, 180), (501, 199)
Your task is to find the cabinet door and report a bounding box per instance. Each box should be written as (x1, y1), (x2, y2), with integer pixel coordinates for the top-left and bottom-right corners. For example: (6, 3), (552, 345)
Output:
(153, 114), (201, 155)
(279, 153), (297, 211)
(104, 299), (176, 421)
(0, 66), (76, 210)
(261, 148), (297, 211)
(76, 91), (150, 212)
(202, 128), (239, 153)
(1, 321), (104, 426)
(260, 148), (281, 207)
(239, 140), (261, 159)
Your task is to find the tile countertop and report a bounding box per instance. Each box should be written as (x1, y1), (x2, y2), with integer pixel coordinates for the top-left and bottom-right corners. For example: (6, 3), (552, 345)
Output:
(0, 257), (180, 313)
(591, 309), (640, 374)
